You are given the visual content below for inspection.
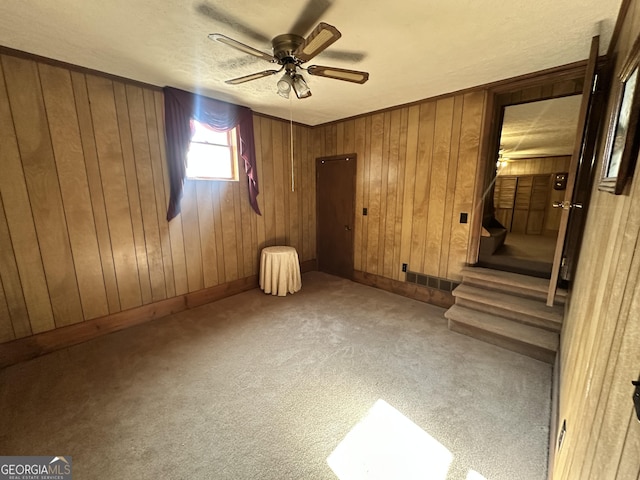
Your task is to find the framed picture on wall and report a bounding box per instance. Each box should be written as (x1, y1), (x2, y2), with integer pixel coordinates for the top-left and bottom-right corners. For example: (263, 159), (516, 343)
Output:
(600, 34), (640, 194)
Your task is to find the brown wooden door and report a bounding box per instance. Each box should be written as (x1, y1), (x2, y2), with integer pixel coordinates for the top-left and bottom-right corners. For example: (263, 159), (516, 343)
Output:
(547, 36), (599, 305)
(316, 155), (356, 278)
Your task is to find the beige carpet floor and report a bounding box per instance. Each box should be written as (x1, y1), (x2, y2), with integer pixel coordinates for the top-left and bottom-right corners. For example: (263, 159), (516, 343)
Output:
(0, 272), (552, 479)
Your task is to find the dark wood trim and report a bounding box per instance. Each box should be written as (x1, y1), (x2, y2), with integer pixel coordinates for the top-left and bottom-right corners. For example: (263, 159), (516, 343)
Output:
(0, 276), (260, 369)
(352, 270), (454, 309)
(607, 0), (632, 58)
(0, 45), (163, 91)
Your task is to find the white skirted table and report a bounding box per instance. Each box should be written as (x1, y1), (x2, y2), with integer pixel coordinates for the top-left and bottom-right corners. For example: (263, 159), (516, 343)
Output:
(259, 246), (302, 296)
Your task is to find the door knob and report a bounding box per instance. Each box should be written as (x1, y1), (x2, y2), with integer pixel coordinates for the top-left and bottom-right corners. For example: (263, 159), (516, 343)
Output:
(552, 201), (582, 210)
(345, 225), (352, 231)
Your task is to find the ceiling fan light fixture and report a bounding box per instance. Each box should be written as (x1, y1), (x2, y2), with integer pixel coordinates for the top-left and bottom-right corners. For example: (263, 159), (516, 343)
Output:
(277, 73), (293, 98)
(292, 74), (312, 99)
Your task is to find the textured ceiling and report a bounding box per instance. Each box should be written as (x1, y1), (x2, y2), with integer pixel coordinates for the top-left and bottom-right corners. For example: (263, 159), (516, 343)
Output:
(0, 0), (623, 126)
(500, 95), (583, 159)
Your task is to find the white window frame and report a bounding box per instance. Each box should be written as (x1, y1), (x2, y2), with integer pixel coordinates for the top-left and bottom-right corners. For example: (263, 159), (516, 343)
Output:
(185, 120), (239, 182)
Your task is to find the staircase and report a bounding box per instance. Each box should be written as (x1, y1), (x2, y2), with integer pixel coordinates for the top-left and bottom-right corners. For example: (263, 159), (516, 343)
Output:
(444, 266), (566, 364)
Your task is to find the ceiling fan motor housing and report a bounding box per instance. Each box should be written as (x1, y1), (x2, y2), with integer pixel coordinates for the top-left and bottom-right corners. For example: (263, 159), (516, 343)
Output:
(272, 34), (304, 63)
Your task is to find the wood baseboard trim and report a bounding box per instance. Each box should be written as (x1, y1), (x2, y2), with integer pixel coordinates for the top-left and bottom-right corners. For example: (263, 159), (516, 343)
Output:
(352, 270), (454, 308)
(0, 276), (259, 369)
(300, 259), (317, 273)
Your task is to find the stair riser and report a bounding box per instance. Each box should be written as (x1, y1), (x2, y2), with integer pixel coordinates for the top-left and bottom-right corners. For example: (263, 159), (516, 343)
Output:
(448, 319), (556, 364)
(462, 277), (566, 305)
(455, 297), (561, 332)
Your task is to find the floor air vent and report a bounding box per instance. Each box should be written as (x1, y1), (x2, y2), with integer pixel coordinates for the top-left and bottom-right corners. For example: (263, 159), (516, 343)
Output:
(406, 271), (458, 292)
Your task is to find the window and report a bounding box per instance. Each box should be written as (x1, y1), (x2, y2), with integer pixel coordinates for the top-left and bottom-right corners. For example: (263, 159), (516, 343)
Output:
(186, 119), (239, 181)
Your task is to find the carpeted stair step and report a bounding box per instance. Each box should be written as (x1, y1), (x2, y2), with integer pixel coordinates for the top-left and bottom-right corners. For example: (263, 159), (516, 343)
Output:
(452, 284), (563, 332)
(461, 266), (567, 304)
(445, 304), (558, 364)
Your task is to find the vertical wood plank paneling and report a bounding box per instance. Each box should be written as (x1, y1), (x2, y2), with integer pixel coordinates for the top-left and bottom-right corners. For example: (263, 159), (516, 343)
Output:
(261, 117), (276, 246)
(447, 91), (484, 279)
(152, 91), (176, 299)
(219, 182), (239, 281)
(0, 195), (30, 338)
(361, 119), (372, 270)
(168, 213), (189, 296)
(196, 181), (219, 288)
(377, 113), (391, 275)
(231, 178), (244, 278)
(253, 117), (267, 257)
(281, 122), (291, 245)
(126, 85), (165, 302)
(288, 125), (300, 253)
(343, 120), (355, 153)
(383, 110), (401, 278)
(299, 124), (311, 260)
(425, 97), (455, 277)
(39, 64), (109, 320)
(86, 74), (142, 310)
(439, 95), (464, 278)
(0, 58), (52, 335)
(0, 275), (13, 342)
(4, 55), (84, 327)
(113, 83), (152, 306)
(272, 121), (286, 244)
(336, 122), (345, 153)
(70, 71), (121, 314)
(410, 102), (436, 271)
(366, 114), (384, 274)
(211, 183), (227, 283)
(353, 118), (367, 271)
(238, 161), (255, 277)
(142, 88), (170, 301)
(392, 108), (409, 281)
(181, 180), (204, 292)
(399, 106), (420, 273)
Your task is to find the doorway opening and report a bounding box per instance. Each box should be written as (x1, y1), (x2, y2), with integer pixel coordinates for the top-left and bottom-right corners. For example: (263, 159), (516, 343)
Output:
(477, 96), (582, 278)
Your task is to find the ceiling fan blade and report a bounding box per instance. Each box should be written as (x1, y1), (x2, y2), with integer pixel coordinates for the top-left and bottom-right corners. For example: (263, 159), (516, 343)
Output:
(289, 0), (332, 36)
(196, 3), (270, 44)
(225, 70), (280, 85)
(209, 34), (278, 64)
(307, 65), (369, 84)
(293, 22), (341, 63)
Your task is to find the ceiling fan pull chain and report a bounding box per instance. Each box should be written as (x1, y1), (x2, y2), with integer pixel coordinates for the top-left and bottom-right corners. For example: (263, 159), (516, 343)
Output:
(290, 95), (295, 192)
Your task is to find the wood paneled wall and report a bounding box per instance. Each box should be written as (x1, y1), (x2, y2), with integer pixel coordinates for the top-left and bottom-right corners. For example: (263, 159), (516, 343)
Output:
(495, 157), (571, 234)
(316, 92), (486, 282)
(0, 52), (315, 345)
(497, 155), (571, 176)
(552, 1), (640, 478)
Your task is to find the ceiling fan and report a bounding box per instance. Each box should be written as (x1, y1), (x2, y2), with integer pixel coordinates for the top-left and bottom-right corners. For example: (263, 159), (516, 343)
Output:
(199, 1), (369, 99)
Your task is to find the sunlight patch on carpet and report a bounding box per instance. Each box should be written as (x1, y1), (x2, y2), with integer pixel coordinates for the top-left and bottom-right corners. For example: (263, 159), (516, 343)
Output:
(327, 399), (453, 479)
(466, 469), (489, 480)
